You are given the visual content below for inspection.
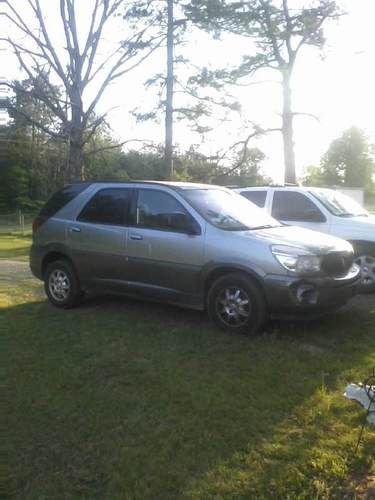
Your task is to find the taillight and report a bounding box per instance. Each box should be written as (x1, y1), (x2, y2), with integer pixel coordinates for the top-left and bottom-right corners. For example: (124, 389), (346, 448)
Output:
(32, 216), (47, 234)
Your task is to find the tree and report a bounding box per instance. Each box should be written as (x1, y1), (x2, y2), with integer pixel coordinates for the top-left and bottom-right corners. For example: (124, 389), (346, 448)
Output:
(1, 0), (166, 181)
(185, 0), (340, 184)
(165, 0), (174, 178)
(305, 127), (375, 192)
(301, 164), (325, 186)
(0, 76), (69, 209)
(213, 147), (271, 186)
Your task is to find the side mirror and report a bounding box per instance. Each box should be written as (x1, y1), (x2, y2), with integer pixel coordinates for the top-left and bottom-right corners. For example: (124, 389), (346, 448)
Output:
(169, 212), (201, 235)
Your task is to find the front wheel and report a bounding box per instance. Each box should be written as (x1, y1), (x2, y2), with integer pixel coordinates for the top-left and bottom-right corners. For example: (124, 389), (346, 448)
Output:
(44, 259), (83, 308)
(354, 248), (375, 293)
(207, 273), (267, 335)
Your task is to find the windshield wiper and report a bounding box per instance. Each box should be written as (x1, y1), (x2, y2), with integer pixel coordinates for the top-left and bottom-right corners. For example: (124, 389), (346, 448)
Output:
(337, 212), (368, 217)
(249, 224), (280, 230)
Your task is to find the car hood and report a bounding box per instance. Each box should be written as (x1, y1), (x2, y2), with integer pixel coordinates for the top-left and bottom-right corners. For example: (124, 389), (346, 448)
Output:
(246, 225), (353, 254)
(346, 214), (375, 223)
(332, 215), (375, 241)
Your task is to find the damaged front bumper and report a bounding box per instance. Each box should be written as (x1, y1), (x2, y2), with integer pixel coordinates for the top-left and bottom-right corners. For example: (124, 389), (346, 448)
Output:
(263, 265), (360, 319)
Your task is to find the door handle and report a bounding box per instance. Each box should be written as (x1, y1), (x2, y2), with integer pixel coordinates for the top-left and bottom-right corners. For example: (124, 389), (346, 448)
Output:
(130, 234), (143, 240)
(69, 226), (81, 233)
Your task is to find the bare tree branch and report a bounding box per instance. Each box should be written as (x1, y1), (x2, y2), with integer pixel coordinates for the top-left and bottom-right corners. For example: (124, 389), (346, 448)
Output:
(85, 138), (157, 156)
(3, 0), (165, 180)
(213, 126), (281, 179)
(292, 111), (320, 122)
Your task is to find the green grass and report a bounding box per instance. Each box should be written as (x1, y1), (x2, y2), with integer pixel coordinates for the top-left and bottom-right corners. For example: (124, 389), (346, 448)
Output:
(0, 234), (31, 260)
(1, 260), (374, 498)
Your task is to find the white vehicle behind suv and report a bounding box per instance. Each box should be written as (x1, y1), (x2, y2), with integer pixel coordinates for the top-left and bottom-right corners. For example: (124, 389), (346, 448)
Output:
(234, 186), (375, 291)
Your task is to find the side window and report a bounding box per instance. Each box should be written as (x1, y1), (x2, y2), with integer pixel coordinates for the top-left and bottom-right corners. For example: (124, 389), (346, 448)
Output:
(136, 189), (197, 232)
(241, 190), (267, 207)
(78, 188), (130, 225)
(272, 191), (326, 222)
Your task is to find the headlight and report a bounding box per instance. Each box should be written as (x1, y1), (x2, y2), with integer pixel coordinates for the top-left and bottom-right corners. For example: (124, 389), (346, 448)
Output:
(271, 245), (321, 274)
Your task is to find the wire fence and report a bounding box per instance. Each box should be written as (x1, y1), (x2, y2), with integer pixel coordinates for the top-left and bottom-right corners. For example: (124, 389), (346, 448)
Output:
(0, 211), (36, 235)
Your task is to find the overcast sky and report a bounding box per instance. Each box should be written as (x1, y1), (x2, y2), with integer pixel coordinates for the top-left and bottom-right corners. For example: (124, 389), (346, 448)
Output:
(2, 0), (375, 183)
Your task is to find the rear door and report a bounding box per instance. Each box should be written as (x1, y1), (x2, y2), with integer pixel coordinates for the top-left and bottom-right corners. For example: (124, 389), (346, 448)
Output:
(126, 187), (205, 299)
(67, 187), (131, 284)
(270, 190), (330, 233)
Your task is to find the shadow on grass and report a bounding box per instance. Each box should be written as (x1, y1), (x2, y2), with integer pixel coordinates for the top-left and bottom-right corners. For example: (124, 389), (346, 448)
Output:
(3, 294), (375, 499)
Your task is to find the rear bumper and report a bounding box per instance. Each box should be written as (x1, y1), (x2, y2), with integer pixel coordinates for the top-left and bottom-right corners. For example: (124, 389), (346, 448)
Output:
(263, 267), (360, 319)
(29, 244), (44, 280)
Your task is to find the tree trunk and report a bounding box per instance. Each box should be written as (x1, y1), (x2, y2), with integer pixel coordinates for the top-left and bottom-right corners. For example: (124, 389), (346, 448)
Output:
(282, 70), (296, 185)
(165, 0), (174, 180)
(67, 87), (85, 182)
(68, 129), (85, 182)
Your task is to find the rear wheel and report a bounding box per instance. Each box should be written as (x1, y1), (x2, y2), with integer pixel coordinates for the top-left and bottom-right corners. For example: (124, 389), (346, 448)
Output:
(354, 244), (375, 293)
(44, 259), (82, 308)
(207, 273), (267, 335)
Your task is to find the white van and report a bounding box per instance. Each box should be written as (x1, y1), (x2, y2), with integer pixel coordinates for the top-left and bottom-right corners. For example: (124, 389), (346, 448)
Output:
(235, 186), (375, 291)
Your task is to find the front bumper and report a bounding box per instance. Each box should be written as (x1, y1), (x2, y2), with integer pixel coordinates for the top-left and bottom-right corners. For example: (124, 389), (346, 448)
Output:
(263, 266), (360, 319)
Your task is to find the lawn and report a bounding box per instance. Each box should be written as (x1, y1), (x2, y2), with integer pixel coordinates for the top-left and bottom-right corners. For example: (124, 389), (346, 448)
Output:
(0, 234), (31, 261)
(1, 239), (374, 498)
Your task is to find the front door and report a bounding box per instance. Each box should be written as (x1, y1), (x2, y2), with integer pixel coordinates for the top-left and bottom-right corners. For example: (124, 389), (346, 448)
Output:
(126, 188), (205, 301)
(271, 190), (330, 234)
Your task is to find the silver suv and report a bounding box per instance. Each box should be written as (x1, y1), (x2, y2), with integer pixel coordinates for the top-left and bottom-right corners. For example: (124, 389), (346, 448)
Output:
(30, 181), (360, 334)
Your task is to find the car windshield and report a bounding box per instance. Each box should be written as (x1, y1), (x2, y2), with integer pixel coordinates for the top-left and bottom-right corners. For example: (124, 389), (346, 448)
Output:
(311, 189), (369, 217)
(183, 188), (280, 231)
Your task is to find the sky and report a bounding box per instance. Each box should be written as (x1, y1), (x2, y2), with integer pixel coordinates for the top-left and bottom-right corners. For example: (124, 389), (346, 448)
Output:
(1, 0), (375, 183)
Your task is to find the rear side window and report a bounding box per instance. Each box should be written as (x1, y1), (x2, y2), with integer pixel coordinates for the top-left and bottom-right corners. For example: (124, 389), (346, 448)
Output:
(39, 184), (89, 218)
(241, 190), (267, 207)
(78, 188), (130, 226)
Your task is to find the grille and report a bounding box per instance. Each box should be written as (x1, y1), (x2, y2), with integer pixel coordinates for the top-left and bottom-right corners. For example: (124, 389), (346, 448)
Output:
(321, 251), (354, 277)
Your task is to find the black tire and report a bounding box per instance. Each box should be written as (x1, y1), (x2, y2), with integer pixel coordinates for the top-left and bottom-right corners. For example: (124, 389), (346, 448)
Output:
(353, 243), (375, 294)
(44, 259), (83, 308)
(207, 273), (267, 335)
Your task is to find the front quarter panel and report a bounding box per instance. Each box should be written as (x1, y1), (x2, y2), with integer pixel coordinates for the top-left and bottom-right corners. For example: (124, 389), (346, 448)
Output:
(200, 224), (284, 289)
(331, 216), (375, 244)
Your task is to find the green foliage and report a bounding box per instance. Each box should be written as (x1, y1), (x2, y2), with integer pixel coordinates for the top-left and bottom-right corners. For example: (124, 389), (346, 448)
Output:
(0, 79), (68, 211)
(214, 147), (272, 186)
(116, 148), (218, 183)
(321, 127), (375, 188)
(186, 0), (340, 58)
(302, 164), (325, 187)
(303, 127), (375, 194)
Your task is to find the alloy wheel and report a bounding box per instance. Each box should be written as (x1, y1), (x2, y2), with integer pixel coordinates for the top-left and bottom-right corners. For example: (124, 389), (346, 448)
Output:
(355, 255), (375, 287)
(48, 269), (71, 302)
(215, 286), (251, 327)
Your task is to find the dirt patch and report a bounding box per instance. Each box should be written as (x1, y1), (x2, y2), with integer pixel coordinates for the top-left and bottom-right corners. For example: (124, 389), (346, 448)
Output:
(0, 260), (33, 281)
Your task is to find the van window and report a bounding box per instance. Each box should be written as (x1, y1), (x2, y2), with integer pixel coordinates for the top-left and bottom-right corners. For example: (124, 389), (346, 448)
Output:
(78, 188), (130, 226)
(135, 189), (195, 232)
(272, 191), (326, 222)
(241, 190), (267, 207)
